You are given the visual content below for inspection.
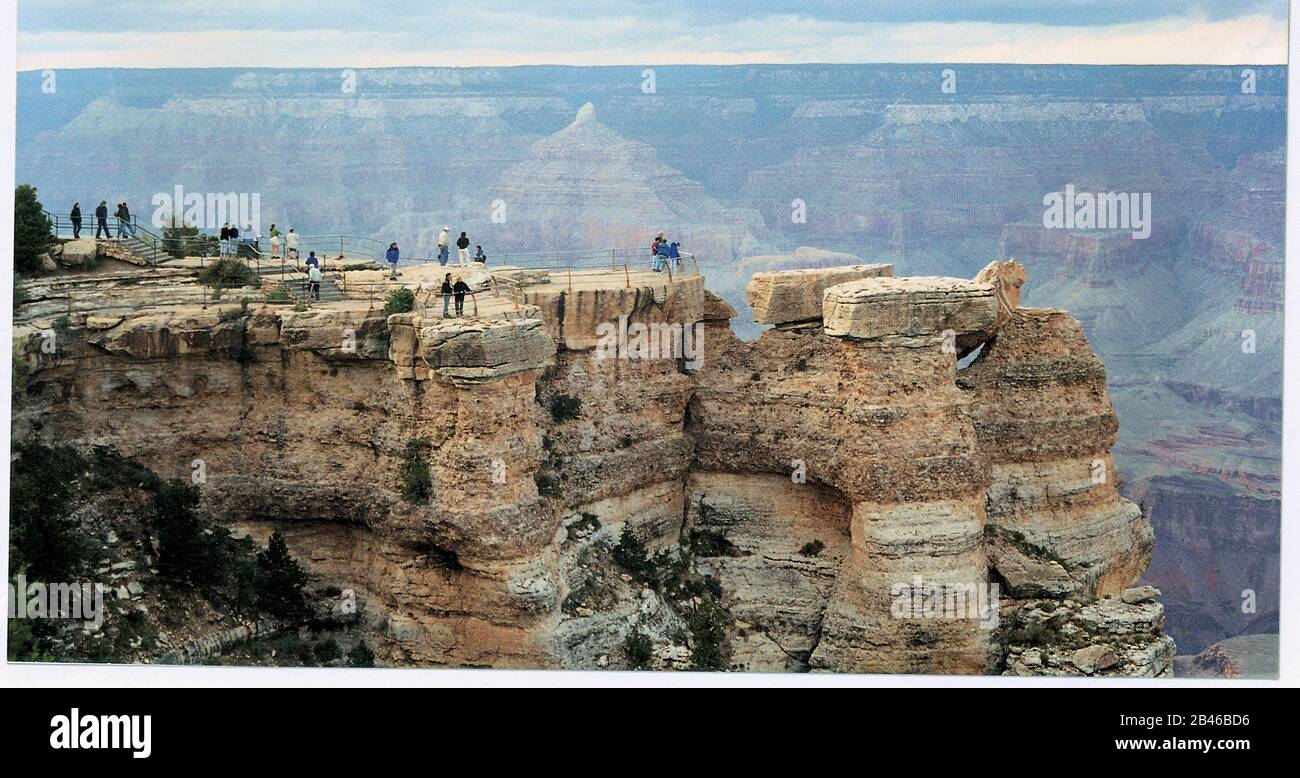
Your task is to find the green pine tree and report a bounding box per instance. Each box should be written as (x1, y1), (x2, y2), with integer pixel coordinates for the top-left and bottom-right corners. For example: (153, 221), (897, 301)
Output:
(14, 184), (53, 275)
(255, 531), (309, 619)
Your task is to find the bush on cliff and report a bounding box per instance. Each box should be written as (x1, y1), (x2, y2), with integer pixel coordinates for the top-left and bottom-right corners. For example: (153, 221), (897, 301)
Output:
(384, 287), (415, 316)
(9, 441), (91, 580)
(255, 531), (309, 619)
(14, 184), (53, 275)
(152, 479), (227, 587)
(399, 438), (432, 502)
(548, 393), (582, 422)
(197, 256), (257, 291)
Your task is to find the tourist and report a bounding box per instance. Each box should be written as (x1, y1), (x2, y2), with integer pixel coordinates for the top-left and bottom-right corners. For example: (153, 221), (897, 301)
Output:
(95, 201), (109, 238)
(115, 202), (127, 238)
(70, 203), (82, 239)
(285, 228), (299, 259)
(307, 263), (323, 302)
(437, 226), (450, 266)
(657, 240), (671, 271)
(440, 273), (453, 318)
(219, 223), (231, 256)
(456, 231), (470, 264)
(121, 202), (135, 238)
(269, 224), (281, 259)
(668, 241), (681, 269)
(650, 234), (662, 271)
(474, 245), (487, 264)
(241, 223), (258, 258)
(386, 242), (400, 279)
(453, 275), (470, 317)
(305, 251), (320, 270)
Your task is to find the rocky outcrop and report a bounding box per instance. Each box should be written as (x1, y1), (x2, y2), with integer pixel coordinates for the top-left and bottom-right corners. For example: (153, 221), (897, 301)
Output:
(747, 263), (892, 325)
(12, 259), (1165, 674)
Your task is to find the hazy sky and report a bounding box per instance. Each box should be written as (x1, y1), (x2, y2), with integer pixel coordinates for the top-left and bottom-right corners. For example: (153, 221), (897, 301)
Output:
(16, 0), (1291, 69)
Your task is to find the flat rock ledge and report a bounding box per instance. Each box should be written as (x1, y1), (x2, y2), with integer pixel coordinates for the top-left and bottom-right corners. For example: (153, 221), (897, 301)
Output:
(822, 275), (998, 341)
(747, 263), (893, 325)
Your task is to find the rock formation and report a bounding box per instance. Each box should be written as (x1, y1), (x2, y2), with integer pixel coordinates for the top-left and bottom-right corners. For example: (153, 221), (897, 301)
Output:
(12, 258), (1171, 674)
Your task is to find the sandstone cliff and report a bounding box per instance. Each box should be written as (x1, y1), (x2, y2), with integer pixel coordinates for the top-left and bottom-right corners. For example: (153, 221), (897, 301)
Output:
(11, 258), (1171, 674)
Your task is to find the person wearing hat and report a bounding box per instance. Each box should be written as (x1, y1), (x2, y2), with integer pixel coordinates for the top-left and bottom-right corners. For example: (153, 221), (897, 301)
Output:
(437, 226), (450, 266)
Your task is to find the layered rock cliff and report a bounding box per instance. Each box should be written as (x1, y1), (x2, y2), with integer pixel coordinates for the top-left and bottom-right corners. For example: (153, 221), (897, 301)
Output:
(12, 259), (1171, 674)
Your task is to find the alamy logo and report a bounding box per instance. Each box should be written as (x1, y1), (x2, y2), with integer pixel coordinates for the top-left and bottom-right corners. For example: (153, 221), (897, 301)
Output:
(890, 575), (1000, 629)
(1042, 184), (1151, 239)
(593, 315), (704, 370)
(151, 186), (261, 232)
(50, 708), (151, 758)
(8, 575), (104, 630)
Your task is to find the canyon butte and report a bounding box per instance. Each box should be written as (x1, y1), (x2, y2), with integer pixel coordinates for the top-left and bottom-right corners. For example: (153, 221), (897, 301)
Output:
(12, 250), (1174, 675)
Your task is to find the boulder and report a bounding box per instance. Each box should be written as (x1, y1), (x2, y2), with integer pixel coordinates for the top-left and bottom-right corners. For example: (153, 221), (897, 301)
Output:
(420, 317), (555, 384)
(986, 531), (1077, 598)
(957, 259), (1027, 354)
(747, 263), (893, 325)
(822, 276), (998, 341)
(1071, 644), (1120, 674)
(59, 238), (98, 267)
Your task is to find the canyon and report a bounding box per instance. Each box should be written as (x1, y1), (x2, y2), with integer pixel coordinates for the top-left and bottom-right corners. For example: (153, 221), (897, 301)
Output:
(15, 63), (1284, 661)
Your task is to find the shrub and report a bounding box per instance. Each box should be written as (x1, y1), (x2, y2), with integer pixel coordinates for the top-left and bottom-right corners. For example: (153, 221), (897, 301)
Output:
(384, 287), (415, 315)
(14, 184), (53, 275)
(347, 641), (376, 667)
(265, 286), (291, 303)
(623, 630), (653, 670)
(534, 471), (562, 498)
(688, 529), (740, 558)
(8, 441), (88, 580)
(313, 638), (342, 664)
(399, 439), (432, 502)
(612, 529), (657, 584)
(160, 212), (219, 258)
(799, 540), (826, 557)
(152, 479), (226, 587)
(686, 595), (733, 671)
(197, 256), (257, 290)
(548, 393), (581, 422)
(255, 531), (309, 619)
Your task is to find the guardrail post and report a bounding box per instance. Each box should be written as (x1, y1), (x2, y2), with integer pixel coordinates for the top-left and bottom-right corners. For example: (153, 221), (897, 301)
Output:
(624, 264), (630, 288)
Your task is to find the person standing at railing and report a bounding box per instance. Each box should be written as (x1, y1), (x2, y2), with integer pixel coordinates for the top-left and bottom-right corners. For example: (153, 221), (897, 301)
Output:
(438, 226), (450, 266)
(95, 201), (109, 238)
(269, 224), (281, 259)
(453, 275), (470, 317)
(122, 202), (135, 238)
(70, 203), (82, 239)
(240, 223), (258, 258)
(115, 202), (126, 238)
(286, 228), (299, 260)
(474, 245), (487, 264)
(440, 273), (454, 318)
(456, 231), (470, 264)
(386, 242), (400, 279)
(668, 241), (681, 270)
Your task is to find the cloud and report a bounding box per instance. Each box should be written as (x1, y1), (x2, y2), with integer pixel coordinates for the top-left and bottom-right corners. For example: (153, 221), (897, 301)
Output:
(16, 4), (1290, 68)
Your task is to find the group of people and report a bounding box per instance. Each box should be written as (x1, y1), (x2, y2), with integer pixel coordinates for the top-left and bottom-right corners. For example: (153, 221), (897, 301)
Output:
(650, 232), (681, 272)
(426, 273), (473, 318)
(435, 227), (487, 266)
(68, 201), (134, 239)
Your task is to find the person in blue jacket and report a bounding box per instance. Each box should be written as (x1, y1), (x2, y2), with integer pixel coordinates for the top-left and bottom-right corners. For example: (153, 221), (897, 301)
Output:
(386, 242), (400, 279)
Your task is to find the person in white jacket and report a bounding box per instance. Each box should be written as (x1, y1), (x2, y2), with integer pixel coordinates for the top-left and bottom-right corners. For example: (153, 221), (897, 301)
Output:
(437, 226), (450, 266)
(285, 228), (299, 260)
